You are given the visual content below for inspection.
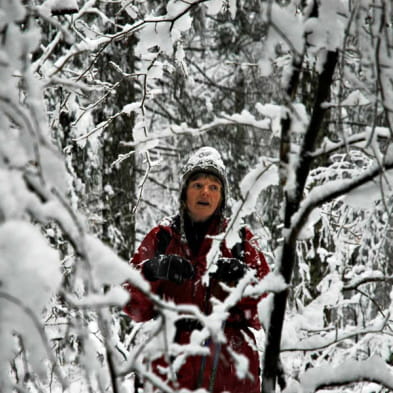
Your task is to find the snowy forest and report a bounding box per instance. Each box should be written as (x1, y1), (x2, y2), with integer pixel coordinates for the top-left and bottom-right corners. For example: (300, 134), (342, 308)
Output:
(1, 0), (393, 392)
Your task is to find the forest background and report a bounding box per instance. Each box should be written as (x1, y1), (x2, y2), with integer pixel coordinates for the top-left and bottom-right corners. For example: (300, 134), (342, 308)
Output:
(1, 0), (393, 393)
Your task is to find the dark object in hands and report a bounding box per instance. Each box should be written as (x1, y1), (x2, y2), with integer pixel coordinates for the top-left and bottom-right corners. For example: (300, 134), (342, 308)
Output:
(212, 258), (248, 284)
(142, 255), (194, 284)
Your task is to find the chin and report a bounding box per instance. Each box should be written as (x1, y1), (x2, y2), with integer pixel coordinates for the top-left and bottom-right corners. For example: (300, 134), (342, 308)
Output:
(191, 213), (211, 222)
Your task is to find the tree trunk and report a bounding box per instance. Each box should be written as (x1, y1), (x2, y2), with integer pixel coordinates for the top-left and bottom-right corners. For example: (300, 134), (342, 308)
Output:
(95, 10), (138, 259)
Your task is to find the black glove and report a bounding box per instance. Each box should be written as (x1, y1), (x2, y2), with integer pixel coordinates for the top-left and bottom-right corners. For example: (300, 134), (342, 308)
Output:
(142, 254), (194, 284)
(211, 258), (248, 284)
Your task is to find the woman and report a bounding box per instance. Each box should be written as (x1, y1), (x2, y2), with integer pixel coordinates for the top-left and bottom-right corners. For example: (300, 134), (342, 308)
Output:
(124, 147), (270, 392)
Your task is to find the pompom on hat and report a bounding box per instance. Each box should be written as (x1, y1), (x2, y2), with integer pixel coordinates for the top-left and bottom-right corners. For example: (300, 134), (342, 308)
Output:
(180, 147), (229, 212)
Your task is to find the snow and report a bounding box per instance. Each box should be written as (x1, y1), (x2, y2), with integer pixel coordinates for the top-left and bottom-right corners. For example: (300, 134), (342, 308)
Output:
(228, 347), (250, 380)
(4, 1), (393, 392)
(122, 102), (140, 116)
(344, 169), (393, 209)
(297, 208), (321, 240)
(304, 0), (347, 55)
(258, 2), (304, 77)
(341, 90), (370, 106)
(243, 272), (287, 299)
(125, 111), (272, 151)
(66, 286), (130, 308)
(283, 356), (393, 393)
(258, 294), (274, 332)
(136, 1), (192, 57)
(205, 0), (224, 15)
(0, 220), (62, 383)
(255, 103), (285, 136)
(0, 0), (25, 28)
(85, 234), (148, 291)
(167, 0), (193, 34)
(224, 109), (271, 131)
(40, 144), (70, 195)
(224, 160), (278, 248)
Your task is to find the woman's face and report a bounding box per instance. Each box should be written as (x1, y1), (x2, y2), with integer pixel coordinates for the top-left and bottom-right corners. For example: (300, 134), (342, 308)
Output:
(185, 174), (223, 222)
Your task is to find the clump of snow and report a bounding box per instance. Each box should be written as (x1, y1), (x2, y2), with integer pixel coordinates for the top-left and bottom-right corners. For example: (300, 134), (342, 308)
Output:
(228, 347), (250, 379)
(0, 0), (25, 29)
(122, 102), (140, 116)
(244, 272), (288, 298)
(0, 127), (28, 168)
(258, 293), (274, 332)
(226, 160), (278, 248)
(0, 220), (62, 383)
(224, 109), (271, 130)
(341, 90), (370, 106)
(304, 0), (346, 53)
(85, 234), (148, 291)
(205, 0), (224, 15)
(255, 103), (284, 137)
(136, 0), (192, 57)
(66, 286), (130, 308)
(344, 169), (393, 209)
(290, 103), (309, 134)
(297, 208), (321, 240)
(258, 3), (304, 77)
(284, 356), (393, 393)
(40, 144), (70, 196)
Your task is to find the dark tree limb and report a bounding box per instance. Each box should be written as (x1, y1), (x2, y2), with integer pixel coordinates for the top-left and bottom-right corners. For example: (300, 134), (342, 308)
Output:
(262, 49), (339, 393)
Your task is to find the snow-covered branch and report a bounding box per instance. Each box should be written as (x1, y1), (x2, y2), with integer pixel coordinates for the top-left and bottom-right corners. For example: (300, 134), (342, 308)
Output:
(285, 356), (393, 393)
(290, 153), (393, 243)
(119, 110), (271, 152)
(310, 126), (391, 158)
(282, 314), (390, 352)
(343, 271), (393, 291)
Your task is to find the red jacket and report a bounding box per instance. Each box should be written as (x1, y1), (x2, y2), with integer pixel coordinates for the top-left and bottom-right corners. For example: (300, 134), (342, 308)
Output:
(124, 215), (270, 393)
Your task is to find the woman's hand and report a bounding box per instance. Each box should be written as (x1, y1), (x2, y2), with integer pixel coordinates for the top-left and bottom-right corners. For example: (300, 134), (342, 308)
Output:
(142, 255), (194, 284)
(211, 258), (248, 284)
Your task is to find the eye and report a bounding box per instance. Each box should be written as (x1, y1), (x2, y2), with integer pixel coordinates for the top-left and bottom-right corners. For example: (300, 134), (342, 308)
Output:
(210, 184), (219, 192)
(192, 182), (203, 189)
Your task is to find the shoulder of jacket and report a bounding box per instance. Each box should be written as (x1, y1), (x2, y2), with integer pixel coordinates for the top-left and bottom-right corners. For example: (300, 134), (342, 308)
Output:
(158, 214), (180, 233)
(158, 215), (174, 227)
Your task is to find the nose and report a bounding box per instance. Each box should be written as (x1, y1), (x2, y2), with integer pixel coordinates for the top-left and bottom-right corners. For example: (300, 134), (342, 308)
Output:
(201, 185), (210, 195)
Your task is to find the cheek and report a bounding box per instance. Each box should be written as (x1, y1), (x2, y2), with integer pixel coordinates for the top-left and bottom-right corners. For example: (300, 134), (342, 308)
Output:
(215, 193), (223, 207)
(185, 189), (196, 205)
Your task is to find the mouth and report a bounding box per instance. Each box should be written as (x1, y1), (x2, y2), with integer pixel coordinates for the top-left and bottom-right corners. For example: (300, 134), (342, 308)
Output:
(197, 201), (210, 206)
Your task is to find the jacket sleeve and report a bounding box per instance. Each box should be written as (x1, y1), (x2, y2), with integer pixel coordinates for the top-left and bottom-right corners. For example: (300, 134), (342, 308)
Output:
(229, 227), (270, 330)
(123, 226), (163, 322)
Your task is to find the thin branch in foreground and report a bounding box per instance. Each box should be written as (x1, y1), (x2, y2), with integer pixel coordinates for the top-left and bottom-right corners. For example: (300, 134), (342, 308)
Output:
(0, 291), (67, 389)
